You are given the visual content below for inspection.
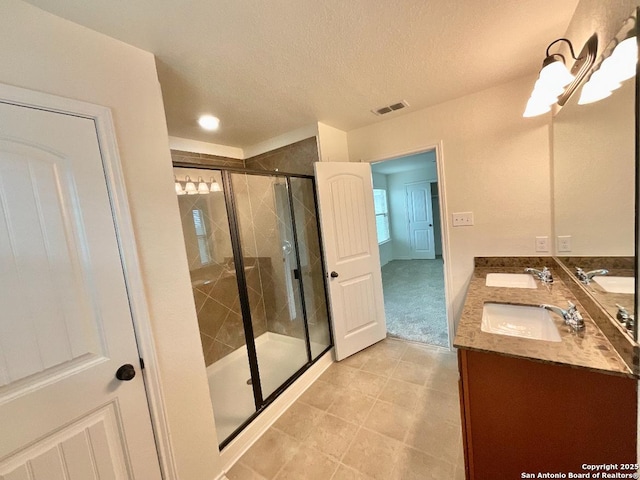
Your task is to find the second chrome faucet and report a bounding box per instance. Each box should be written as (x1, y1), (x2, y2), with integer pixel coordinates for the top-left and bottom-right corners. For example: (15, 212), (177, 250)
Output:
(575, 267), (608, 284)
(524, 266), (554, 284)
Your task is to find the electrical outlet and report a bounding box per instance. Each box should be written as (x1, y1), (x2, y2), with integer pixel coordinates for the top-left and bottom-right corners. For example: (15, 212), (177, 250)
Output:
(452, 212), (474, 227)
(557, 235), (572, 253)
(535, 236), (549, 252)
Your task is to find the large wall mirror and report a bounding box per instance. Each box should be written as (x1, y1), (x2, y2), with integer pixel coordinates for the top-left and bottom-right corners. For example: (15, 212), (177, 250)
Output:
(552, 9), (638, 343)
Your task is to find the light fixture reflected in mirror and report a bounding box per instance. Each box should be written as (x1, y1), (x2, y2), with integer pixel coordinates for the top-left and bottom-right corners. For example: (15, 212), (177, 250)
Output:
(209, 178), (222, 192)
(578, 20), (637, 105)
(175, 177), (185, 195)
(174, 175), (222, 195)
(197, 177), (209, 194)
(184, 176), (198, 195)
(524, 36), (598, 117)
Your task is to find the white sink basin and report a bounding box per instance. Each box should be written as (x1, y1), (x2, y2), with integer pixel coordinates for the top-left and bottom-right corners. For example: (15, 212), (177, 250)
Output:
(485, 273), (537, 289)
(592, 276), (635, 294)
(481, 303), (562, 342)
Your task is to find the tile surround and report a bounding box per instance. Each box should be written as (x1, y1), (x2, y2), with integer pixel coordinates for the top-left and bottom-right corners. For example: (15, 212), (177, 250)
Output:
(245, 137), (319, 176)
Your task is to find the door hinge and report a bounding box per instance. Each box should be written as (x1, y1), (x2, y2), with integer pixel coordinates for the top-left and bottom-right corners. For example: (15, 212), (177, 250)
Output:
(139, 357), (145, 370)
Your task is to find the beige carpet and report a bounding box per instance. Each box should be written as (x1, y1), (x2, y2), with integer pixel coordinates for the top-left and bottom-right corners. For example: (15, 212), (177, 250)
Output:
(381, 259), (448, 347)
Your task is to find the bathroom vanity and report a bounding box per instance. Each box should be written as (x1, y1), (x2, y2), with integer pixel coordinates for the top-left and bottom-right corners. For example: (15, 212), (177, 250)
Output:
(454, 258), (637, 479)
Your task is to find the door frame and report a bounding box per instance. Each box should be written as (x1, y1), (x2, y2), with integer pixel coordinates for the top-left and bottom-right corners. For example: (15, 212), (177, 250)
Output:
(0, 83), (176, 478)
(365, 142), (454, 350)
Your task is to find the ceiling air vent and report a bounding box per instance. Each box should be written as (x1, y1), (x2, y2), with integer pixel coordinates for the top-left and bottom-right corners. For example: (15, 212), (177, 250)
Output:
(372, 100), (410, 116)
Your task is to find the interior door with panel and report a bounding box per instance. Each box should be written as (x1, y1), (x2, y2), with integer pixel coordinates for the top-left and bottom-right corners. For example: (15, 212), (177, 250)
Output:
(406, 181), (435, 259)
(314, 162), (386, 360)
(0, 95), (161, 479)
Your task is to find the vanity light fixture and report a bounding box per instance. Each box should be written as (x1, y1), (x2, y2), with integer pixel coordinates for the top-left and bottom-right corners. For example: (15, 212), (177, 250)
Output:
(578, 24), (637, 105)
(524, 36), (598, 117)
(174, 175), (222, 195)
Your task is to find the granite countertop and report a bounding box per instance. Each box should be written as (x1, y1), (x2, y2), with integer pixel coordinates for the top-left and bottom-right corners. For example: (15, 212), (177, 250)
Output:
(453, 265), (635, 378)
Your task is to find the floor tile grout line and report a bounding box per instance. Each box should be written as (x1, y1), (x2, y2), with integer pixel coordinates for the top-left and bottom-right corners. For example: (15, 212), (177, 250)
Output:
(335, 371), (385, 470)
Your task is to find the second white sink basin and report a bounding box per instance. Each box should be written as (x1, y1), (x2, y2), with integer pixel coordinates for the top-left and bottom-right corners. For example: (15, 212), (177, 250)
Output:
(485, 273), (537, 289)
(481, 303), (562, 342)
(592, 276), (634, 294)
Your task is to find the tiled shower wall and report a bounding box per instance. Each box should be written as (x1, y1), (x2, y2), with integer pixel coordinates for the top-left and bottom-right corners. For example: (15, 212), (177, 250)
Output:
(245, 137), (319, 175)
(171, 136), (319, 174)
(172, 137), (324, 367)
(176, 179), (270, 367)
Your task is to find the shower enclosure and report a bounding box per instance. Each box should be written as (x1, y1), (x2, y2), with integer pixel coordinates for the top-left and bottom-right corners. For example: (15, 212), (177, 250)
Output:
(173, 165), (332, 447)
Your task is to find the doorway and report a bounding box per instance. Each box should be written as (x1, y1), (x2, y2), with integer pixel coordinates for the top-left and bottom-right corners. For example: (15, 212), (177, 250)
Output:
(370, 150), (449, 348)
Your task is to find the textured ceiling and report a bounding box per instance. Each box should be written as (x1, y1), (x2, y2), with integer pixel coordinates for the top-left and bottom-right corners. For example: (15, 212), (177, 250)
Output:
(24, 0), (579, 148)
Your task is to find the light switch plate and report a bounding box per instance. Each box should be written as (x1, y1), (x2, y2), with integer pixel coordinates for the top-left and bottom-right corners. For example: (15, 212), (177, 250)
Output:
(557, 235), (572, 252)
(452, 212), (474, 227)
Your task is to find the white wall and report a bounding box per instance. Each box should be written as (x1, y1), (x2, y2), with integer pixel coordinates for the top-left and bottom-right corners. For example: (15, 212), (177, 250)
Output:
(348, 76), (552, 323)
(0, 2), (223, 479)
(387, 167), (439, 260)
(317, 122), (350, 162)
(372, 172), (393, 266)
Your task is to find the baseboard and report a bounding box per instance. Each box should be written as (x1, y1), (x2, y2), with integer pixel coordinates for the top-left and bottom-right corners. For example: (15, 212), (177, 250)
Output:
(219, 349), (334, 473)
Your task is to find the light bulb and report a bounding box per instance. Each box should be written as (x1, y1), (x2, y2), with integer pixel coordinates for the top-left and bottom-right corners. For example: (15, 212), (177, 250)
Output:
(539, 58), (575, 87)
(523, 97), (551, 118)
(184, 176), (197, 195)
(209, 178), (222, 192)
(197, 177), (210, 194)
(530, 78), (564, 104)
(578, 79), (612, 105)
(198, 115), (220, 131)
(175, 178), (185, 195)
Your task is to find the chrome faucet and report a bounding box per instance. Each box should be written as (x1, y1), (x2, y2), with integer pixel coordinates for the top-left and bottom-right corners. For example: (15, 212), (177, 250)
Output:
(575, 267), (608, 284)
(524, 266), (554, 284)
(540, 301), (585, 331)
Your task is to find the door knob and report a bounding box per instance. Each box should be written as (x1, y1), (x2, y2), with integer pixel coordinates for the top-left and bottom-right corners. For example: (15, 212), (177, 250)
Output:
(330, 271), (339, 278)
(115, 364), (136, 381)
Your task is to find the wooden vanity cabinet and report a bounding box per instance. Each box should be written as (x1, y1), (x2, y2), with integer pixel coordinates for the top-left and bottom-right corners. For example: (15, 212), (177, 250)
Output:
(458, 349), (637, 479)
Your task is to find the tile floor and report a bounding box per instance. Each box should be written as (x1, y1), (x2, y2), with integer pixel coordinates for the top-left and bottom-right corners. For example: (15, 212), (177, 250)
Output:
(226, 338), (465, 480)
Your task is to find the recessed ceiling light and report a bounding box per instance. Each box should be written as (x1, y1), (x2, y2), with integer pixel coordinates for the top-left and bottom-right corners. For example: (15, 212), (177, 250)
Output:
(198, 114), (220, 131)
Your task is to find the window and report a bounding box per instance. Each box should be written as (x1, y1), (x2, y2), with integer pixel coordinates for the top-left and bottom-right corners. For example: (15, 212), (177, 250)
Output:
(373, 189), (390, 244)
(192, 208), (212, 265)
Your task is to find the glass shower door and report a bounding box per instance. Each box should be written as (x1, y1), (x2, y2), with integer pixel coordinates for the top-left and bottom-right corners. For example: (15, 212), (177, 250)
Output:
(290, 177), (332, 359)
(174, 168), (257, 443)
(231, 173), (309, 399)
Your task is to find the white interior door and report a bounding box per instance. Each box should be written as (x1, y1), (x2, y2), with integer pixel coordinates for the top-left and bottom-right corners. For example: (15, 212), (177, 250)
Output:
(314, 162), (386, 361)
(0, 100), (161, 478)
(406, 181), (435, 259)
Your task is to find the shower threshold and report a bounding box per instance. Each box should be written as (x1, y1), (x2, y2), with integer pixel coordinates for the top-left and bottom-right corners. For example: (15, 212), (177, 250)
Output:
(207, 332), (324, 443)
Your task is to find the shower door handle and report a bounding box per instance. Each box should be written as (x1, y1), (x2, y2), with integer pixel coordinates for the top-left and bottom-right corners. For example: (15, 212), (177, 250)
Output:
(330, 271), (339, 278)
